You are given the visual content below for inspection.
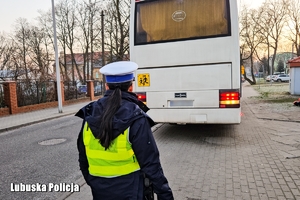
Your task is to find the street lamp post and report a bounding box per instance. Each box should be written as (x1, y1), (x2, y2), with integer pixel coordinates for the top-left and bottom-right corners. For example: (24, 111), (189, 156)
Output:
(51, 0), (63, 113)
(101, 10), (106, 92)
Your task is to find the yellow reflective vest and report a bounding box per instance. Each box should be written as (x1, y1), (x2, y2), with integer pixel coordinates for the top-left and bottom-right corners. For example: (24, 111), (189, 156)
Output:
(83, 122), (140, 177)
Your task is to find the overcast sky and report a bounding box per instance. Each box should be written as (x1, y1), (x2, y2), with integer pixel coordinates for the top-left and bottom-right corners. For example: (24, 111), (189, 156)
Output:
(0, 0), (51, 33)
(0, 0), (265, 33)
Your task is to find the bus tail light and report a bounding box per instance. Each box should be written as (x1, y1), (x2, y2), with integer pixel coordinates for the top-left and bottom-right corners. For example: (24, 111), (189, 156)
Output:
(135, 92), (147, 104)
(219, 90), (240, 108)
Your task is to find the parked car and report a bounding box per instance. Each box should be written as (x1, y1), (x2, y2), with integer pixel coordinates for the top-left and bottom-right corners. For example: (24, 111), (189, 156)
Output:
(94, 85), (102, 95)
(272, 74), (290, 82)
(77, 85), (87, 94)
(265, 75), (275, 82)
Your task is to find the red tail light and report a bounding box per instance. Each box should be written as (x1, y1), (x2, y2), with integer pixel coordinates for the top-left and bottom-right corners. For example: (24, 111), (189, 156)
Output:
(219, 90), (240, 108)
(135, 92), (147, 104)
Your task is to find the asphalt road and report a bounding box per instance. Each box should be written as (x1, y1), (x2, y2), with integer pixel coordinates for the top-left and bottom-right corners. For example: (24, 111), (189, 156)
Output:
(0, 115), (83, 200)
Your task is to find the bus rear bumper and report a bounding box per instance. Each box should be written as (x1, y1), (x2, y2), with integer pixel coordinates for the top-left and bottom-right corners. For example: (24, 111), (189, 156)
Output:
(147, 108), (241, 124)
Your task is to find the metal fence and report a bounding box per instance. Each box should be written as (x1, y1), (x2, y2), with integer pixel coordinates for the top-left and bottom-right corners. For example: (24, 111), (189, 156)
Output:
(64, 81), (87, 100)
(64, 81), (77, 101)
(64, 81), (104, 100)
(0, 82), (6, 108)
(3, 80), (103, 108)
(16, 80), (57, 107)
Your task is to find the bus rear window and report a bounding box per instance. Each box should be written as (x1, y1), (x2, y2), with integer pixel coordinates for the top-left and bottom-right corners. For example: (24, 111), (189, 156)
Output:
(135, 0), (231, 45)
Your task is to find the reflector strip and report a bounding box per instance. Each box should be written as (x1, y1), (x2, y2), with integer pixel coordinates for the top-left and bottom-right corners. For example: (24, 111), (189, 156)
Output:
(220, 100), (240, 105)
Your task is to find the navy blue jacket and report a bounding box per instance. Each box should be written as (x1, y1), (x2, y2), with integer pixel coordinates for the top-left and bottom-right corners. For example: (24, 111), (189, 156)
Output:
(76, 90), (174, 200)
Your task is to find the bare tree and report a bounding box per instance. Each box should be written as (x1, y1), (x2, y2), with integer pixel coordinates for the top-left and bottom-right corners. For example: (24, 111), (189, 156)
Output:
(239, 6), (264, 84)
(26, 25), (54, 81)
(0, 34), (12, 72)
(286, 0), (300, 56)
(52, 2), (72, 83)
(37, 10), (62, 81)
(76, 1), (89, 84)
(104, 0), (130, 63)
(76, 0), (103, 83)
(89, 0), (103, 80)
(55, 0), (84, 84)
(13, 18), (33, 81)
(259, 0), (289, 75)
(37, 6), (69, 82)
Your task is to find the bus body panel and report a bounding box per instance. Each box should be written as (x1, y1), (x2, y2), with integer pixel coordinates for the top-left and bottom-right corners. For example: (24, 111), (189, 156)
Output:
(135, 63), (232, 92)
(131, 38), (235, 69)
(130, 0), (241, 124)
(131, 36), (240, 89)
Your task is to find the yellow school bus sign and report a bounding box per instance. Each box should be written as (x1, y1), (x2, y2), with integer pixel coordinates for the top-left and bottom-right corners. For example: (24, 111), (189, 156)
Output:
(137, 73), (150, 87)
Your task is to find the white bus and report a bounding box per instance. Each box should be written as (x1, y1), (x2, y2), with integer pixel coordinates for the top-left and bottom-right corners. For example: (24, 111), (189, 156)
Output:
(130, 0), (241, 124)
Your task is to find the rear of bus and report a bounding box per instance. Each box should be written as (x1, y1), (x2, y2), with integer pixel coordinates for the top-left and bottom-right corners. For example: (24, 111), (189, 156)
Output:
(130, 0), (241, 124)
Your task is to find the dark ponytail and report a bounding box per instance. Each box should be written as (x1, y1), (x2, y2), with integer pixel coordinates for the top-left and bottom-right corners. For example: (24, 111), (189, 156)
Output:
(97, 81), (132, 149)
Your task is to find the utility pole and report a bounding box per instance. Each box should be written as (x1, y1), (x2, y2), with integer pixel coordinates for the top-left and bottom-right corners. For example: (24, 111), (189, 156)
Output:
(89, 0), (109, 91)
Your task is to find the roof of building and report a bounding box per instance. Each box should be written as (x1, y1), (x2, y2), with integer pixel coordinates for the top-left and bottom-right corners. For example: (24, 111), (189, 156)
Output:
(288, 56), (300, 67)
(288, 56), (300, 63)
(62, 52), (107, 66)
(60, 52), (129, 68)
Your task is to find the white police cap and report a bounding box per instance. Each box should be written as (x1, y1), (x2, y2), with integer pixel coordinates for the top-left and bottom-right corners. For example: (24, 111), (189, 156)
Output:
(100, 61), (138, 83)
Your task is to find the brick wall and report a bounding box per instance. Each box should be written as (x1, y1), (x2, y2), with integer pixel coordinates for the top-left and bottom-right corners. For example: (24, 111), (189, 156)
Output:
(0, 107), (9, 116)
(3, 82), (18, 114)
(0, 81), (100, 117)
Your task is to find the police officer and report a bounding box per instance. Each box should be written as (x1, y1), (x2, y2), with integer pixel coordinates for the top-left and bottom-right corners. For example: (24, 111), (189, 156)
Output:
(76, 61), (174, 200)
